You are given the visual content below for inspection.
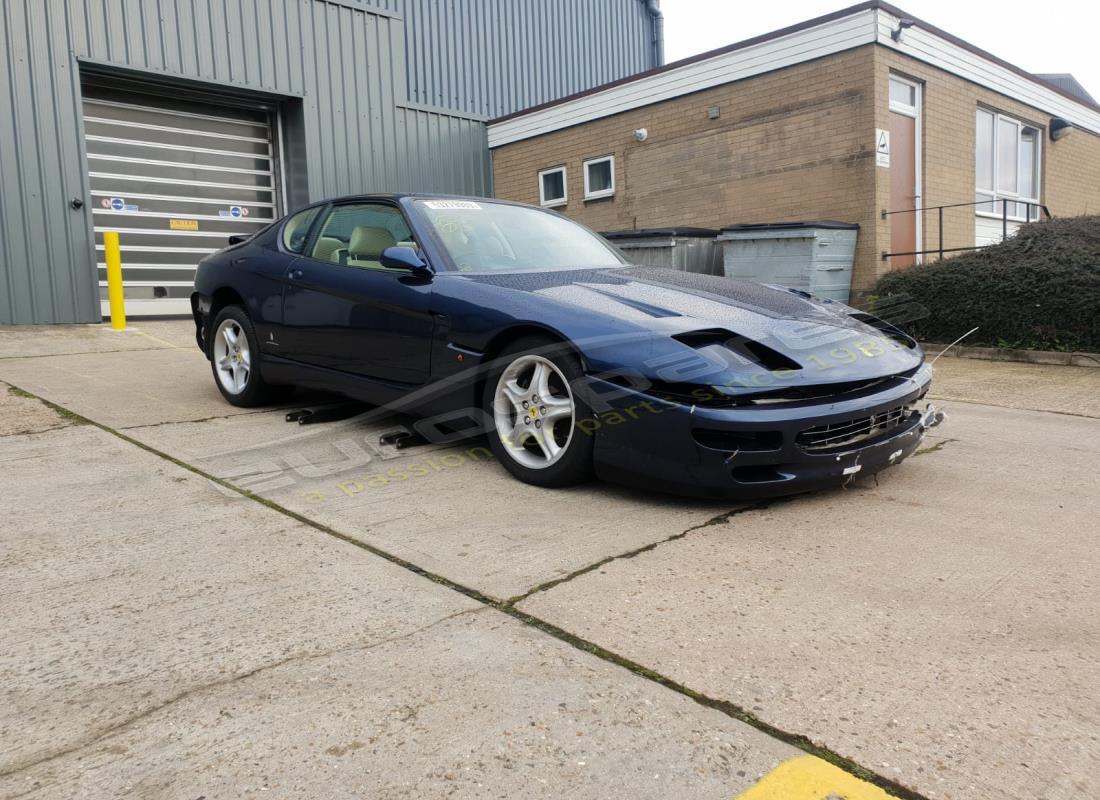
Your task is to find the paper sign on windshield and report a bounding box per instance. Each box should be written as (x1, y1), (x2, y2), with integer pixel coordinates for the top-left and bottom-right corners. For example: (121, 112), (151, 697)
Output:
(424, 200), (482, 210)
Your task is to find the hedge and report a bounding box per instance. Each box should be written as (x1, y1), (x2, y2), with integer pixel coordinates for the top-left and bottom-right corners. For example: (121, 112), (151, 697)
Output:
(871, 215), (1100, 352)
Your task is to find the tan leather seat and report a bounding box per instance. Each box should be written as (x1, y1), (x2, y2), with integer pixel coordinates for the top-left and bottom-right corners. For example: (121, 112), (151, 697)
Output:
(345, 226), (396, 269)
(313, 236), (344, 263)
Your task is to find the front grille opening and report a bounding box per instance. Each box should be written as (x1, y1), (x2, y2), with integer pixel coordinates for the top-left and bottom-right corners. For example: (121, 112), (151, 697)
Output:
(741, 375), (896, 404)
(640, 366), (921, 409)
(731, 465), (792, 484)
(693, 428), (782, 452)
(796, 405), (912, 452)
(644, 382), (745, 408)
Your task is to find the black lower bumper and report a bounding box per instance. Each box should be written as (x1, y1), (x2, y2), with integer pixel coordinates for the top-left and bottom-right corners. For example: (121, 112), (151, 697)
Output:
(588, 365), (936, 500)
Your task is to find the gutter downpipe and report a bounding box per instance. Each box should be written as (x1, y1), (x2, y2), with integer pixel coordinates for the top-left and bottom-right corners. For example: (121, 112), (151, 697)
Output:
(644, 0), (665, 66)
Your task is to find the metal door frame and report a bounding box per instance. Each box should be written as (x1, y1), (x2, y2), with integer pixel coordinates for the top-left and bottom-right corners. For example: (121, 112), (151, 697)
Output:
(888, 74), (923, 264)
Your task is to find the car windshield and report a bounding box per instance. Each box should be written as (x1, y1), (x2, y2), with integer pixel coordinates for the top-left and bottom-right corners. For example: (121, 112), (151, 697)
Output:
(412, 199), (626, 272)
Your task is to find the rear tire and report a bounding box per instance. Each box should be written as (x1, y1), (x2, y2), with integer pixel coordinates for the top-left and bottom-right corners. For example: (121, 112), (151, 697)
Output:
(483, 336), (595, 488)
(208, 305), (291, 407)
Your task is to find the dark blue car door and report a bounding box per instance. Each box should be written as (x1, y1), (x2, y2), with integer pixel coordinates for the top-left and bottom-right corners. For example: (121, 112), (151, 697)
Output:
(280, 201), (434, 385)
(250, 205), (325, 356)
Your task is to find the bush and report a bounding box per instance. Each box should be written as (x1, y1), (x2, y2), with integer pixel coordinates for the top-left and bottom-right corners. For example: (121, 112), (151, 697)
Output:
(872, 215), (1100, 351)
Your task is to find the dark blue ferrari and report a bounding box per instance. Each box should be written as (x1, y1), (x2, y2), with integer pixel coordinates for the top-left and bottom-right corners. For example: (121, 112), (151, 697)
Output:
(191, 194), (941, 499)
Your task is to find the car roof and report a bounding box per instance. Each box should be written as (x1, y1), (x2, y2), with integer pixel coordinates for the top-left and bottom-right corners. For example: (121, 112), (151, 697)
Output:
(314, 192), (519, 204)
(283, 193), (544, 219)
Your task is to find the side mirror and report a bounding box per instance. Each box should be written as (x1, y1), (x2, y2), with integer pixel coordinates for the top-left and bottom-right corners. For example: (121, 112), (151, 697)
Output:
(380, 245), (430, 274)
(227, 234), (250, 246)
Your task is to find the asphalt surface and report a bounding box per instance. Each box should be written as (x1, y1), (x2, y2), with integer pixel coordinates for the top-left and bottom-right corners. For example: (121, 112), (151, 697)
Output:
(2, 320), (1097, 800)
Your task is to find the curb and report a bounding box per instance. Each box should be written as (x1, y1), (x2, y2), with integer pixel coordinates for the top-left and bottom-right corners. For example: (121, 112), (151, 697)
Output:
(921, 342), (1100, 368)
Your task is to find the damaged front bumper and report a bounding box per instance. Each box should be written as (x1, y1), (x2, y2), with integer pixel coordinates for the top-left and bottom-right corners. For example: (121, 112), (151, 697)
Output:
(588, 363), (940, 500)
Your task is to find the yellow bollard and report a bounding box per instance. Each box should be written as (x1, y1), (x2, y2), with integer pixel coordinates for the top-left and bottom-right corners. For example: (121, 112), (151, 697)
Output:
(103, 230), (126, 330)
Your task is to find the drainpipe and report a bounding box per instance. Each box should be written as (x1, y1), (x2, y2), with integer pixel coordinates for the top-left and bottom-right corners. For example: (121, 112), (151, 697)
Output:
(644, 0), (664, 66)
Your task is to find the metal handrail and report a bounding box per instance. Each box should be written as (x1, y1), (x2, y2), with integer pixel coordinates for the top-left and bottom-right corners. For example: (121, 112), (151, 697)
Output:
(881, 198), (1052, 261)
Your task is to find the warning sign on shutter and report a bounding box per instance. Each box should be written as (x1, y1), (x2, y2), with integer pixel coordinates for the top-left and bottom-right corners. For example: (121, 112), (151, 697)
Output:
(875, 129), (891, 168)
(170, 219), (199, 231)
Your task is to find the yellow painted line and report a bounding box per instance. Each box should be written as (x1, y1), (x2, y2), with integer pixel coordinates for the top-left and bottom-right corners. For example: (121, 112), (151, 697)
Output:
(130, 329), (186, 350)
(735, 755), (895, 800)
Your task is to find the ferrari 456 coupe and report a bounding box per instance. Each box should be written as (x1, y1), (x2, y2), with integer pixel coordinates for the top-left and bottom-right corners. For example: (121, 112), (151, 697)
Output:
(191, 194), (941, 499)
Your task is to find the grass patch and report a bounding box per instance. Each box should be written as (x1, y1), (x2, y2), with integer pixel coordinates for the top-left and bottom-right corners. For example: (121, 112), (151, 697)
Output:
(6, 385), (36, 399)
(4, 384), (88, 425)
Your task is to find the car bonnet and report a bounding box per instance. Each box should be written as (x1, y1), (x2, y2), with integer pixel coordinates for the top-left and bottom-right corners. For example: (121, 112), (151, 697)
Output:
(457, 266), (925, 395)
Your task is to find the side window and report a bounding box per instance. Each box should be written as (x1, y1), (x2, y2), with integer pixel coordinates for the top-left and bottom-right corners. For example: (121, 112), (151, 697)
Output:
(308, 203), (415, 268)
(281, 206), (323, 254)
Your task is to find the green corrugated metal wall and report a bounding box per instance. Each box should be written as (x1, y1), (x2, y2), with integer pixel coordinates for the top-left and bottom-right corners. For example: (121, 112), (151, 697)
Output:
(0, 0), (657, 323)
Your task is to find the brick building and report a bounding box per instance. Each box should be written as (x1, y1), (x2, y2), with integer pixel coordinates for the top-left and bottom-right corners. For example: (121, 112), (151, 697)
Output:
(488, 1), (1100, 297)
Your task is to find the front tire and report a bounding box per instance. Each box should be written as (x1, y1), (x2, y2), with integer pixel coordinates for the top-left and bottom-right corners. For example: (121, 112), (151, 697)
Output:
(208, 305), (289, 407)
(484, 336), (595, 488)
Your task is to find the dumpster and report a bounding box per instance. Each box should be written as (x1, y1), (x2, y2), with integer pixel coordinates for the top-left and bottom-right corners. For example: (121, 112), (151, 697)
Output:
(601, 227), (722, 275)
(717, 221), (859, 303)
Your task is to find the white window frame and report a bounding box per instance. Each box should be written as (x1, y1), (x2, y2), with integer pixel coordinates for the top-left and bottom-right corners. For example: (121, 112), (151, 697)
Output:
(582, 155), (615, 200)
(888, 75), (923, 263)
(538, 165), (567, 208)
(975, 108), (1042, 222)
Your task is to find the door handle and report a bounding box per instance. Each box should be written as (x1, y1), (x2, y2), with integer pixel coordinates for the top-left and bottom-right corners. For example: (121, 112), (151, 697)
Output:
(288, 268), (304, 281)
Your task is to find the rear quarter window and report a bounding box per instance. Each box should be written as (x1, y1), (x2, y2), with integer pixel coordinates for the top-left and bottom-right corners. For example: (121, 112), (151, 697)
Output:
(281, 206), (323, 253)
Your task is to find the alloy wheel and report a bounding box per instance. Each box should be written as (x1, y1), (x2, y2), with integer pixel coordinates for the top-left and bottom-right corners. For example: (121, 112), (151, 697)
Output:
(213, 318), (251, 395)
(492, 354), (576, 469)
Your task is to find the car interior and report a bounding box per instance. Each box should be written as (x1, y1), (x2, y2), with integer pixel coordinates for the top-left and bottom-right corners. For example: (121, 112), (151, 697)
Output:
(429, 216), (516, 270)
(309, 204), (417, 269)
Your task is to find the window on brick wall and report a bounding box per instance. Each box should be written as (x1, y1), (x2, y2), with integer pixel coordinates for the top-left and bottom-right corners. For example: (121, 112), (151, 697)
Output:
(538, 166), (567, 207)
(583, 155), (615, 200)
(976, 108), (1041, 221)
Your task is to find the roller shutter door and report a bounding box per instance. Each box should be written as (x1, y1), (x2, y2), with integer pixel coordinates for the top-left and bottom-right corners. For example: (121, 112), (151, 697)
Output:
(81, 87), (281, 317)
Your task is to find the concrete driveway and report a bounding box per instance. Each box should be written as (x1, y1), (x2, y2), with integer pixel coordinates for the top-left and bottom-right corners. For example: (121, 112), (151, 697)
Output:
(2, 320), (1097, 800)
